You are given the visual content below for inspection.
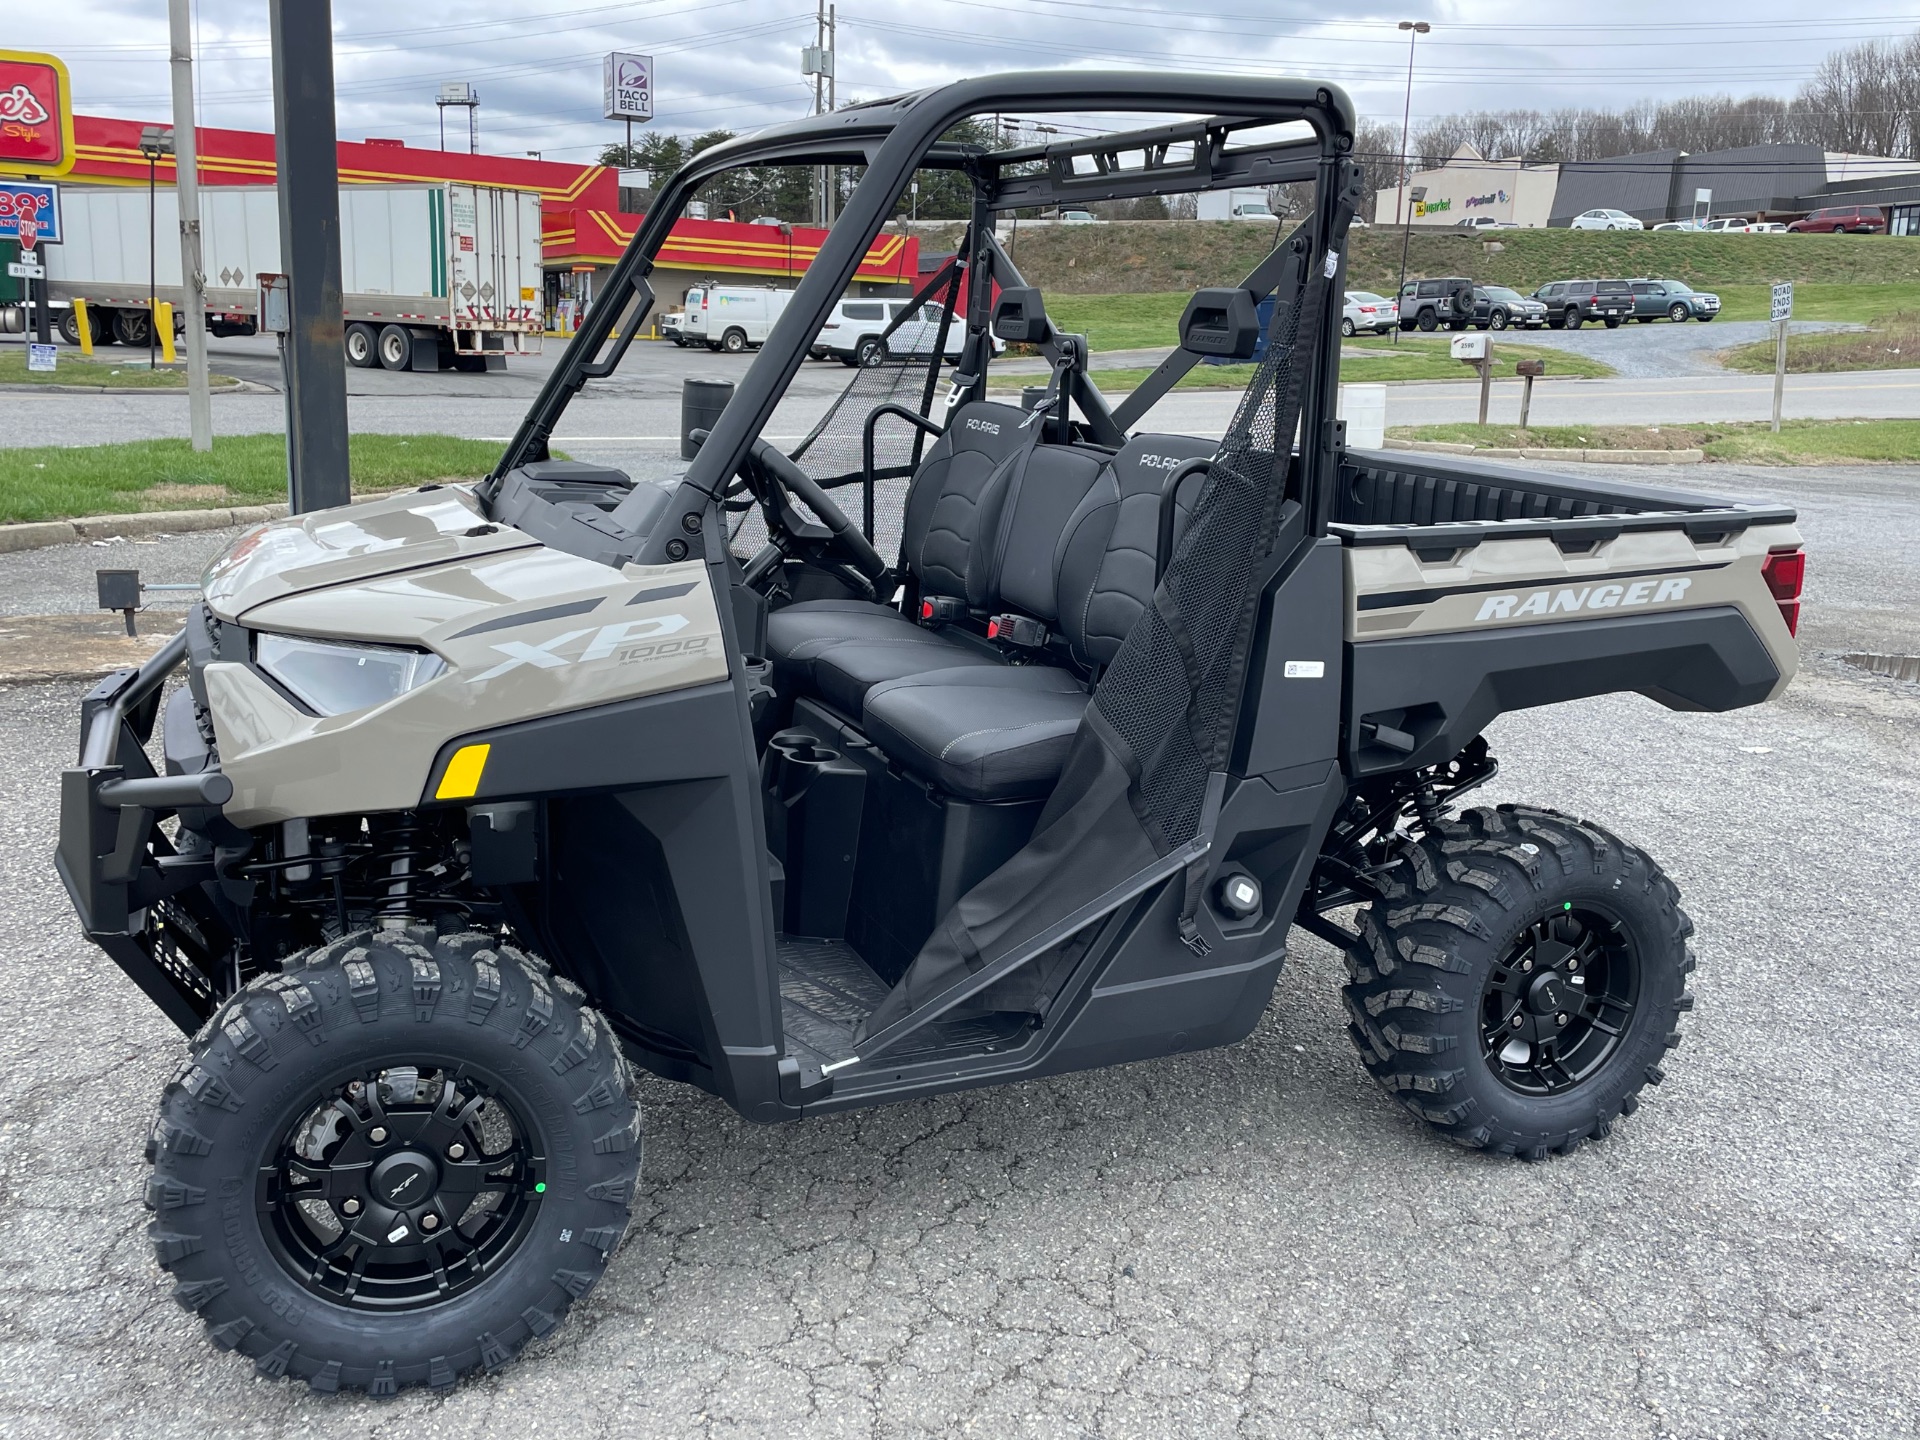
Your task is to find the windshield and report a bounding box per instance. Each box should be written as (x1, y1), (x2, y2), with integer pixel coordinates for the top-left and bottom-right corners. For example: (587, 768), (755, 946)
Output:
(1484, 287), (1524, 302)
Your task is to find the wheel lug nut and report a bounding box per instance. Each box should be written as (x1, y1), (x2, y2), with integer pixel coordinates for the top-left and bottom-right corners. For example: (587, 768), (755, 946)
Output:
(341, 1198), (362, 1215)
(448, 1143), (466, 1161)
(1521, 958), (1533, 973)
(1556, 1012), (1568, 1026)
(369, 1127), (388, 1144)
(421, 1213), (440, 1231)
(1511, 1015), (1523, 1029)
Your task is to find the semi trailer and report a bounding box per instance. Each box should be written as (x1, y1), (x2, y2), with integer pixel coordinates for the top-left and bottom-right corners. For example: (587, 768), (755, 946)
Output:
(16, 181), (544, 372)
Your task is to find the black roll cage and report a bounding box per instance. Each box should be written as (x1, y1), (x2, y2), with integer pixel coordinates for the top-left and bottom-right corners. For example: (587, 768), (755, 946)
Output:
(487, 71), (1358, 555)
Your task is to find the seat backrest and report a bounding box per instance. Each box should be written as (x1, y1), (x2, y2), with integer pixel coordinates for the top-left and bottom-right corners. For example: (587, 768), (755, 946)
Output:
(1053, 433), (1218, 667)
(985, 443), (1111, 624)
(898, 401), (1030, 605)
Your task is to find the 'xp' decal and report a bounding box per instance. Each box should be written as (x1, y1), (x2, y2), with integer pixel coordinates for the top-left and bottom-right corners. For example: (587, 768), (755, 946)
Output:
(470, 615), (689, 681)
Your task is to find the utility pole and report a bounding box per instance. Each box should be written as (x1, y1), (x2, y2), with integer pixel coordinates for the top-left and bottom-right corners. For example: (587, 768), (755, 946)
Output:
(826, 5), (837, 226)
(808, 0), (828, 226)
(1390, 19), (1430, 347)
(169, 0), (212, 452)
(269, 0), (351, 513)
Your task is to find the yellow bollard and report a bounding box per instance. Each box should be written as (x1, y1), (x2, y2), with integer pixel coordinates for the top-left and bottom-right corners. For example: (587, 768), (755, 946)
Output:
(154, 302), (176, 364)
(72, 298), (94, 357)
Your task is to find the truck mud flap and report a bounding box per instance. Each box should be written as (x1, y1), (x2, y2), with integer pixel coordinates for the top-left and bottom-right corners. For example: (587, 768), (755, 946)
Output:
(1345, 606), (1781, 775)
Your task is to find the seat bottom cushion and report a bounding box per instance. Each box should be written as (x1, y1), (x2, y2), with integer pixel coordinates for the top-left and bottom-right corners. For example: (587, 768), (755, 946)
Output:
(811, 635), (1002, 717)
(767, 598), (917, 667)
(862, 666), (1090, 802)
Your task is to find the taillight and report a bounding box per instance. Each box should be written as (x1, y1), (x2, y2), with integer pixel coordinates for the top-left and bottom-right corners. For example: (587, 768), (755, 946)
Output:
(1761, 548), (1806, 636)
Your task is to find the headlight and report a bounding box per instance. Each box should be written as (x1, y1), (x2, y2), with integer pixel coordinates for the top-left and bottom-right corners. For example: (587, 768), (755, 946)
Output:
(256, 632), (446, 716)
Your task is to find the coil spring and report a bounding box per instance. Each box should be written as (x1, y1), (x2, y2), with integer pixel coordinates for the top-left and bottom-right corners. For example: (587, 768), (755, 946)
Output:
(373, 814), (429, 918)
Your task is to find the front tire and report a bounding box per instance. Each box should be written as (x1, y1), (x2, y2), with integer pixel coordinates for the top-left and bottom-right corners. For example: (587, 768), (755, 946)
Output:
(377, 324), (414, 371)
(145, 928), (640, 1395)
(1668, 303), (1690, 323)
(1340, 805), (1695, 1160)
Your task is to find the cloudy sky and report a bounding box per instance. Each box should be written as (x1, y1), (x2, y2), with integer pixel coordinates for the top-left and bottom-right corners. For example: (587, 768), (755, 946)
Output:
(15, 0), (1920, 161)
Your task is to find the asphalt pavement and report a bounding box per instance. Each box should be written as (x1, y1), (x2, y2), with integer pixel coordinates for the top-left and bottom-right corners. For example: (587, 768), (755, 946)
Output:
(0, 462), (1915, 1437)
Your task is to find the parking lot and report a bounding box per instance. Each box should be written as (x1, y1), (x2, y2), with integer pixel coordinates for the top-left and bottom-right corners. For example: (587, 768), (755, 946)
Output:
(0, 453), (1914, 1437)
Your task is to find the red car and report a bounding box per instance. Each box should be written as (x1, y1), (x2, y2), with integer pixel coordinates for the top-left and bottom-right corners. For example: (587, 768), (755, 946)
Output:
(1787, 205), (1887, 234)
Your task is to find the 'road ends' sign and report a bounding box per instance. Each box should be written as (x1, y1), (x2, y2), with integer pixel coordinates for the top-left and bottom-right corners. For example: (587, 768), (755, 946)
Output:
(0, 51), (75, 178)
(1771, 282), (1794, 323)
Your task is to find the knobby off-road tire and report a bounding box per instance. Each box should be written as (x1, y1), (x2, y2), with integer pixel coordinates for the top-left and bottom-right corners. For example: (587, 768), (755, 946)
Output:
(145, 928), (641, 1395)
(1341, 805), (1695, 1160)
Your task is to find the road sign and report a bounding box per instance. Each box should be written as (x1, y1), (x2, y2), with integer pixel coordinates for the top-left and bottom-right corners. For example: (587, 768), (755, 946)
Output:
(1771, 282), (1794, 322)
(0, 180), (59, 245)
(7, 260), (45, 280)
(603, 52), (653, 122)
(0, 50), (76, 177)
(26, 342), (56, 372)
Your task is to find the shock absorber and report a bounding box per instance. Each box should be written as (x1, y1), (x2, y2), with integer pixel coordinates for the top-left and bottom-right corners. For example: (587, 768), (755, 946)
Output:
(372, 813), (429, 925)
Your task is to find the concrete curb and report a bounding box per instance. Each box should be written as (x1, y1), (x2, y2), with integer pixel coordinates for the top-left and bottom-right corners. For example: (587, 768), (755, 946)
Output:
(0, 378), (266, 396)
(1383, 437), (1707, 465)
(0, 503), (290, 554)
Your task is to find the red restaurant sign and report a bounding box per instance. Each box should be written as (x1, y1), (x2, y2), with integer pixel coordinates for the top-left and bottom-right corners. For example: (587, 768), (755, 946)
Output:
(0, 51), (75, 177)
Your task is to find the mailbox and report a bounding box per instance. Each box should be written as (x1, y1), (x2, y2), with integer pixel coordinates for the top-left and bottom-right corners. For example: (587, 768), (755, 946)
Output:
(1450, 332), (1488, 360)
(1514, 358), (1546, 378)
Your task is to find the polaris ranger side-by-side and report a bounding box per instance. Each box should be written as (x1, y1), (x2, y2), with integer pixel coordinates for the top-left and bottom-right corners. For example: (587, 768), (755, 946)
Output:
(56, 72), (1805, 1396)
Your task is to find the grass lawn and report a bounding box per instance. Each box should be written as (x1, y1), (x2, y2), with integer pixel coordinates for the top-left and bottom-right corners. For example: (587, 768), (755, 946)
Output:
(1044, 291), (1188, 351)
(0, 433), (519, 525)
(0, 348), (239, 389)
(1389, 419), (1920, 465)
(1707, 283), (1920, 324)
(1718, 309), (1920, 373)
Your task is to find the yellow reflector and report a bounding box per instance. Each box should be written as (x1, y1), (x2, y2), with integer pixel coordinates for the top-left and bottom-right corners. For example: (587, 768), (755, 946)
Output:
(436, 743), (490, 800)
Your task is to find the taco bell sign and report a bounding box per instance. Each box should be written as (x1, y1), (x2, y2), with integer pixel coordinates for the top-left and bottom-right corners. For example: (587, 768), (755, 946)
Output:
(603, 52), (653, 123)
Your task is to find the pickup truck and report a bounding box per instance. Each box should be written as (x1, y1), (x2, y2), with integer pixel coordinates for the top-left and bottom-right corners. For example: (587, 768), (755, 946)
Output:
(56, 71), (1806, 1398)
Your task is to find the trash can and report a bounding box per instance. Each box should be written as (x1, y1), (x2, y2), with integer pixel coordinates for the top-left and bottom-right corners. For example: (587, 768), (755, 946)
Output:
(1337, 383), (1387, 450)
(681, 378), (735, 460)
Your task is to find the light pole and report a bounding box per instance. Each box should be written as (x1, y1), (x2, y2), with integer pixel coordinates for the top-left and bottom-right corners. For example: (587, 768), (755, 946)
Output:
(139, 125), (175, 369)
(1391, 19), (1430, 346)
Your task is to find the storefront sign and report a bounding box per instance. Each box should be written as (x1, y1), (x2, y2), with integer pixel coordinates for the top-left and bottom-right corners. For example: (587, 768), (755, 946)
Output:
(0, 180), (60, 244)
(0, 51), (75, 177)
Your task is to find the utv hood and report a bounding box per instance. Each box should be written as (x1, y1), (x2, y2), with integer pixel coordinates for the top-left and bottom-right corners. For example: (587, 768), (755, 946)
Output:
(202, 488), (538, 622)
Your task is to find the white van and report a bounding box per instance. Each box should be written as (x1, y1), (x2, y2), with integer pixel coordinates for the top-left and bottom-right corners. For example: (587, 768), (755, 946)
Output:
(682, 285), (796, 352)
(811, 298), (1004, 366)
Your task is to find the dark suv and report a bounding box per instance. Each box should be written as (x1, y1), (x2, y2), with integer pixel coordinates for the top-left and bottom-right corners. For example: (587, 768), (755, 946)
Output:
(1396, 276), (1476, 332)
(1787, 204), (1886, 234)
(1534, 278), (1634, 329)
(1629, 278), (1719, 322)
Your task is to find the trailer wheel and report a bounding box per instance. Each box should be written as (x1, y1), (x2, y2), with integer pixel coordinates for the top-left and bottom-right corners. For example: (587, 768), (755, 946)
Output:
(112, 308), (152, 346)
(56, 309), (82, 346)
(377, 324), (414, 371)
(1340, 805), (1695, 1161)
(144, 928), (641, 1394)
(344, 323), (378, 368)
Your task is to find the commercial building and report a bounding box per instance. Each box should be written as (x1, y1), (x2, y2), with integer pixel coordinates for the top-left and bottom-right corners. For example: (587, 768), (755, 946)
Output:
(49, 112), (918, 329)
(1373, 145), (1561, 228)
(1548, 143), (1920, 227)
(1380, 138), (1920, 230)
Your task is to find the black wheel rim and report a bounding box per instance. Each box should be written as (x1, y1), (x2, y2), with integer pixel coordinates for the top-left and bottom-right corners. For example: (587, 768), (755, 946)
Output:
(1479, 907), (1639, 1097)
(258, 1062), (546, 1312)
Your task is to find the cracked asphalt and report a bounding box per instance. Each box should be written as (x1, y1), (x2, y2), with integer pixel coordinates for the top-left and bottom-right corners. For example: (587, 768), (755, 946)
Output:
(0, 465), (1915, 1438)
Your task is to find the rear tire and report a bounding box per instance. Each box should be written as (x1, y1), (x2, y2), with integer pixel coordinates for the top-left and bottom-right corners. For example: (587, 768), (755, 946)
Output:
(1564, 310), (1584, 330)
(1340, 317), (1356, 337)
(722, 327), (749, 354)
(1603, 316), (1622, 329)
(377, 324), (414, 371)
(855, 335), (888, 365)
(1340, 805), (1695, 1160)
(145, 928), (641, 1394)
(345, 322), (378, 368)
(56, 309), (82, 345)
(112, 308), (153, 346)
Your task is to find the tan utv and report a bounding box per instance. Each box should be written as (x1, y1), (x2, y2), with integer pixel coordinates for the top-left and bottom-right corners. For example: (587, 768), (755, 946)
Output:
(57, 71), (1806, 1397)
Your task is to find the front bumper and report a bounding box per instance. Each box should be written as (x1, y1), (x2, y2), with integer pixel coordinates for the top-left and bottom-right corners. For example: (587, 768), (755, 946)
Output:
(56, 634), (235, 1032)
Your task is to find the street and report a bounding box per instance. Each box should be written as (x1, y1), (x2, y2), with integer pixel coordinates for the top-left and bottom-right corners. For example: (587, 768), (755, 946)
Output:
(0, 459), (1915, 1436)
